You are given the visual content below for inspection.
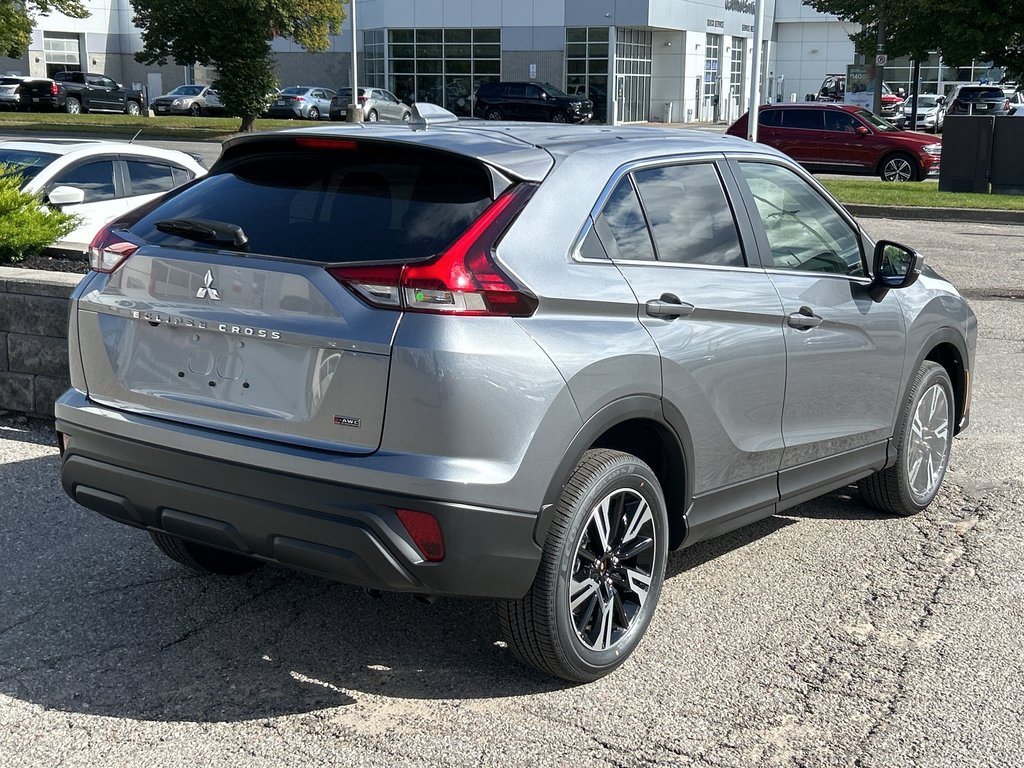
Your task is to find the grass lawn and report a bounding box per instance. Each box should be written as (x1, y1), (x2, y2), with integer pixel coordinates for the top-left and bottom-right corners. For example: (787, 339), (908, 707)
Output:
(821, 179), (1024, 211)
(0, 111), (318, 139)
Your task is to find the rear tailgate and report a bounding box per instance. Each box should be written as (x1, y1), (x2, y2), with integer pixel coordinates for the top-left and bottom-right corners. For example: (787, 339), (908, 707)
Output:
(73, 132), (552, 454)
(76, 249), (397, 453)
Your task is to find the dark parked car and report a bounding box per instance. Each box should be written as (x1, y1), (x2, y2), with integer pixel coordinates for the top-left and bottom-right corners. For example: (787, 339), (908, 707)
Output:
(727, 103), (942, 181)
(59, 121), (974, 682)
(52, 71), (144, 115)
(474, 81), (593, 123)
(3, 76), (66, 112)
(944, 85), (1012, 117)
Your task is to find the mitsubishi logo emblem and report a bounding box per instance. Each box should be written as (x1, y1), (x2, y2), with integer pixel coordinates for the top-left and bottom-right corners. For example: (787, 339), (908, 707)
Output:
(196, 270), (221, 301)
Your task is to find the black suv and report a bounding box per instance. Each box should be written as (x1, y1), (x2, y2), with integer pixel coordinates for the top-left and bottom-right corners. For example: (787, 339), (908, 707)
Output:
(474, 81), (593, 123)
(944, 85), (1011, 117)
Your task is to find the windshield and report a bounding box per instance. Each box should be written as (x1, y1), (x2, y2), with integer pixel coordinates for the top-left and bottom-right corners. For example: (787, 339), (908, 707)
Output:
(855, 109), (899, 132)
(169, 85), (204, 97)
(0, 150), (59, 183)
(911, 96), (940, 108)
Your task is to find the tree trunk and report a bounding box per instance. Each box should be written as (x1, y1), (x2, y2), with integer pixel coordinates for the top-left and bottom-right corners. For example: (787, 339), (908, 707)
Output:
(238, 114), (256, 132)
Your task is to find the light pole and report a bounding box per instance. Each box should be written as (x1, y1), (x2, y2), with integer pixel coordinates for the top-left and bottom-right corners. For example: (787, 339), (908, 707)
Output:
(746, 0), (765, 142)
(347, 0), (363, 122)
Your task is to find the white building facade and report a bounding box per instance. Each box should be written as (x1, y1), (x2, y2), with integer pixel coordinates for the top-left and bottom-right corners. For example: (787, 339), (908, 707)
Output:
(2, 0), (903, 122)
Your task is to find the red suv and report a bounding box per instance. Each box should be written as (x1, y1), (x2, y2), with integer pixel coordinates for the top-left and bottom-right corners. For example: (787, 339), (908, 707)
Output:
(727, 103), (942, 182)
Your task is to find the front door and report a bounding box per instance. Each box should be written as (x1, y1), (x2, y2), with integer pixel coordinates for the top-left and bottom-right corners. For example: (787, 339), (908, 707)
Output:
(730, 160), (906, 500)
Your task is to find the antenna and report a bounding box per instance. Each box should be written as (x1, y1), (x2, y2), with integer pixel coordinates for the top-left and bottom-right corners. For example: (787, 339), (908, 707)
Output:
(129, 129), (142, 144)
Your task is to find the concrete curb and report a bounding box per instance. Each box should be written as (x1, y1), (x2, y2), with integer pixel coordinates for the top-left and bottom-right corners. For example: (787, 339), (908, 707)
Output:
(844, 204), (1024, 225)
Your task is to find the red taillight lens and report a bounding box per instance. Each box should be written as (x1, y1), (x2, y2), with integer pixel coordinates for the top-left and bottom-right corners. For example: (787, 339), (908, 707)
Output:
(1004, 99), (1010, 111)
(396, 509), (445, 562)
(50, 82), (59, 96)
(358, 95), (367, 103)
(328, 183), (538, 317)
(88, 225), (139, 273)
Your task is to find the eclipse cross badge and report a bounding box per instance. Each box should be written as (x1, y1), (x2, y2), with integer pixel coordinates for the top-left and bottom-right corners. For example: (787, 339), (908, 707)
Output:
(196, 270), (221, 301)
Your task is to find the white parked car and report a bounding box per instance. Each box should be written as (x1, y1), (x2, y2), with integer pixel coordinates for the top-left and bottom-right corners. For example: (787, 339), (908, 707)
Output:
(0, 139), (206, 255)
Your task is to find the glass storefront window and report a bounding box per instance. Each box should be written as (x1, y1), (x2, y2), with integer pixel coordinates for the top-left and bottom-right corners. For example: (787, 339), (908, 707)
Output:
(566, 26), (612, 123)
(615, 29), (653, 123)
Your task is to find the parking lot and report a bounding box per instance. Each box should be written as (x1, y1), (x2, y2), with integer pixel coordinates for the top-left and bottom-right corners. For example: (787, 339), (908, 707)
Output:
(0, 215), (1021, 767)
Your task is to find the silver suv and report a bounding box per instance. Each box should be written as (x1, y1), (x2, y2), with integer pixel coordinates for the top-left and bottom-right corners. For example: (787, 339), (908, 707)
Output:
(57, 122), (976, 682)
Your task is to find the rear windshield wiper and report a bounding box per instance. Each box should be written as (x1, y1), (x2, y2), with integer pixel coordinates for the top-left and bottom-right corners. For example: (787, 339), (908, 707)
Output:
(155, 218), (249, 250)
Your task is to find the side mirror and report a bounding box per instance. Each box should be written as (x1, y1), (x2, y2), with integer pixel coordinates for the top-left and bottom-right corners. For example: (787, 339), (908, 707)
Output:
(855, 125), (870, 136)
(870, 240), (923, 301)
(47, 185), (86, 207)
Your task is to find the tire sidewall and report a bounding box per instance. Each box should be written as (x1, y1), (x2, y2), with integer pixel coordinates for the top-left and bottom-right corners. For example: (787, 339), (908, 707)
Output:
(895, 364), (954, 511)
(548, 458), (668, 680)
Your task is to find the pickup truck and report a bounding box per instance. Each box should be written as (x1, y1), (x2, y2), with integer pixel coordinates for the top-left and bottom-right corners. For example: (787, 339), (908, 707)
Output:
(52, 71), (144, 115)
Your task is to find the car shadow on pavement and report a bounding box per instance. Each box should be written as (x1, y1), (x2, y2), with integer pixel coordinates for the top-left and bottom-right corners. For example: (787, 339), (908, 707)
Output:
(1, 447), (888, 724)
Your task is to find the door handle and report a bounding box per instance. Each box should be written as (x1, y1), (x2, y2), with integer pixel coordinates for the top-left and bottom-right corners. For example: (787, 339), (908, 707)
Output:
(787, 306), (823, 329)
(645, 293), (695, 319)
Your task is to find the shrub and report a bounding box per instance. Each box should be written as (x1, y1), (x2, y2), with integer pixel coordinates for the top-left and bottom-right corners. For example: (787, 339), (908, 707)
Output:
(0, 164), (80, 264)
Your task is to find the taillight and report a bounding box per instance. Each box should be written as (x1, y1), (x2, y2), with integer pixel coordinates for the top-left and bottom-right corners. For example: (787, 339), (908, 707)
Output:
(358, 95), (367, 103)
(50, 82), (59, 96)
(1004, 99), (1010, 111)
(328, 183), (538, 317)
(88, 225), (138, 273)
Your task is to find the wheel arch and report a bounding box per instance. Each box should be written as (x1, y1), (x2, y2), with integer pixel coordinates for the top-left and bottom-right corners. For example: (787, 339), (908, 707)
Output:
(903, 328), (970, 436)
(876, 149), (920, 180)
(535, 396), (692, 551)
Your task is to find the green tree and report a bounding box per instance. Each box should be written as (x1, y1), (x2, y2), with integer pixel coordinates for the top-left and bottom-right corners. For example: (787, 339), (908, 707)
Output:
(805, 0), (1024, 77)
(132, 0), (346, 132)
(0, 0), (89, 59)
(0, 165), (79, 265)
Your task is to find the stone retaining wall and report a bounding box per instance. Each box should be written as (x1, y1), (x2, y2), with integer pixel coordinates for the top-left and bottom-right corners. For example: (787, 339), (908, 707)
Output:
(0, 267), (82, 419)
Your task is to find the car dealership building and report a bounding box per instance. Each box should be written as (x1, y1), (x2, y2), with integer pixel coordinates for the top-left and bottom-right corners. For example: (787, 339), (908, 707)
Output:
(0, 0), (1006, 123)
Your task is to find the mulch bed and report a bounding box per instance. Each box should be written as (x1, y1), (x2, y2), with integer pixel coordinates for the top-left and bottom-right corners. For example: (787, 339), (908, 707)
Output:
(14, 254), (89, 274)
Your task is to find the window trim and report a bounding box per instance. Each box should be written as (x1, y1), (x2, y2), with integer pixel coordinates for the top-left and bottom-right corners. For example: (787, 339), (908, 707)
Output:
(570, 153), (758, 272)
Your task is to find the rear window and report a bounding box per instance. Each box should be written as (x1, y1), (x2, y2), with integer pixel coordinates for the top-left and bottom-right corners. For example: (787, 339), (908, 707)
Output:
(130, 142), (494, 263)
(781, 109), (823, 129)
(957, 87), (1004, 101)
(279, 86), (308, 96)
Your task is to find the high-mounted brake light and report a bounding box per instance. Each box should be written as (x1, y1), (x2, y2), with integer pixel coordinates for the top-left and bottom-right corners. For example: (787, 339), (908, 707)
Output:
(328, 183), (539, 317)
(88, 225), (138, 273)
(295, 137), (359, 151)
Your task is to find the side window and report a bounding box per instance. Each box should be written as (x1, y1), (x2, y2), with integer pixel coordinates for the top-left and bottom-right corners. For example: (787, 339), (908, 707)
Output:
(738, 162), (864, 276)
(526, 85), (543, 99)
(170, 167), (194, 187)
(824, 111), (860, 132)
(782, 109), (824, 129)
(126, 160), (177, 196)
(633, 164), (744, 267)
(51, 160), (116, 203)
(758, 109), (782, 127)
(507, 84), (526, 98)
(592, 178), (655, 261)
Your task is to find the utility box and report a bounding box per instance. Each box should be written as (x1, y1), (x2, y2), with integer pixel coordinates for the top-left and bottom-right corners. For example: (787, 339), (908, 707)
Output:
(990, 118), (1024, 195)
(939, 116), (994, 193)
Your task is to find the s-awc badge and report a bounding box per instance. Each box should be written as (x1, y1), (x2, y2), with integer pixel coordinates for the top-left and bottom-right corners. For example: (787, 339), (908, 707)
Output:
(333, 416), (360, 428)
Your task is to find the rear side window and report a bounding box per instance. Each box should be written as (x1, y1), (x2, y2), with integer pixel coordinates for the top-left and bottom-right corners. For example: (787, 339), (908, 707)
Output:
(593, 178), (655, 261)
(633, 164), (744, 267)
(126, 160), (179, 196)
(758, 109), (781, 127)
(782, 109), (823, 129)
(130, 142), (494, 263)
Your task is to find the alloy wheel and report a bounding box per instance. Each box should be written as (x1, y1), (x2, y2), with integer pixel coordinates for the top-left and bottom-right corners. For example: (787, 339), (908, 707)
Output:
(567, 487), (657, 652)
(883, 157), (914, 182)
(906, 383), (951, 504)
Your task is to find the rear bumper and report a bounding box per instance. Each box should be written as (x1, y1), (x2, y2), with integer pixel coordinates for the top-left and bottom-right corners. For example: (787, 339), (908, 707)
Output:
(57, 412), (543, 599)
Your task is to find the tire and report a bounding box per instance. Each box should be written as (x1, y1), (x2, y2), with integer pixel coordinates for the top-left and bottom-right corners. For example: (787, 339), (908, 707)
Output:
(150, 531), (264, 575)
(880, 152), (919, 182)
(65, 96), (81, 115)
(307, 106), (320, 121)
(125, 100), (142, 116)
(187, 102), (201, 117)
(499, 449), (669, 682)
(858, 361), (954, 516)
(367, 108), (378, 122)
(485, 108), (503, 121)
(402, 110), (411, 122)
(551, 112), (568, 123)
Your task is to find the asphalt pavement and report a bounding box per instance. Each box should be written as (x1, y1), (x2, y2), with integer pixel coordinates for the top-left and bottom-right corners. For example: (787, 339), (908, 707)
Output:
(0, 217), (1021, 767)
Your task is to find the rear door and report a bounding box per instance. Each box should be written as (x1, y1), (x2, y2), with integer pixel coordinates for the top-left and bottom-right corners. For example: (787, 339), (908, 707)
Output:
(42, 156), (127, 252)
(593, 158), (786, 530)
(73, 136), (530, 454)
(775, 108), (829, 167)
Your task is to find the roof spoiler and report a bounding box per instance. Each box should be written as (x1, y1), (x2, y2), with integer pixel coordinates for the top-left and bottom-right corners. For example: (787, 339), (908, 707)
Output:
(409, 102), (459, 130)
